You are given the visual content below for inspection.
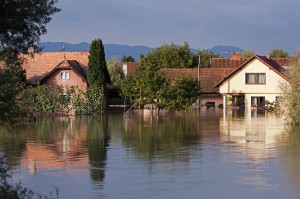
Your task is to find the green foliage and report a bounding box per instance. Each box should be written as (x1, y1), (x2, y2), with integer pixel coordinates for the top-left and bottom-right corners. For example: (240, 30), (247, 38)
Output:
(280, 56), (300, 124)
(269, 48), (289, 58)
(88, 38), (107, 88)
(121, 55), (135, 62)
(0, 0), (60, 54)
(192, 49), (220, 68)
(0, 156), (59, 199)
(121, 64), (166, 108)
(241, 49), (254, 59)
(160, 76), (201, 110)
(19, 85), (105, 116)
(0, 70), (22, 125)
(140, 41), (194, 68)
(107, 57), (124, 89)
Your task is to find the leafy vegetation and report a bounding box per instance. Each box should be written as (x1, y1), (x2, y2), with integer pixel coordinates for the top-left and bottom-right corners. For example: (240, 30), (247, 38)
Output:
(160, 76), (201, 110)
(0, 156), (59, 199)
(280, 56), (300, 124)
(269, 48), (289, 58)
(140, 42), (194, 68)
(241, 49), (254, 59)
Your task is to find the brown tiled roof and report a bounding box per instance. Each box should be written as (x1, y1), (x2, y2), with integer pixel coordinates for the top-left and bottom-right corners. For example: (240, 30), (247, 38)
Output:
(210, 58), (247, 68)
(161, 68), (234, 93)
(214, 55), (288, 87)
(20, 52), (111, 85)
(40, 60), (87, 84)
(121, 62), (140, 76)
(272, 58), (297, 66)
(21, 52), (89, 84)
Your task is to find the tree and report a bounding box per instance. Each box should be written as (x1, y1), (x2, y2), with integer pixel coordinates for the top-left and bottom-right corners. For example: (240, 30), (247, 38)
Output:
(0, 0), (60, 57)
(241, 49), (254, 59)
(141, 42), (194, 68)
(121, 64), (166, 108)
(160, 76), (201, 110)
(87, 38), (108, 111)
(121, 55), (135, 62)
(107, 57), (124, 88)
(192, 50), (220, 68)
(269, 48), (289, 58)
(280, 56), (300, 124)
(0, 0), (60, 124)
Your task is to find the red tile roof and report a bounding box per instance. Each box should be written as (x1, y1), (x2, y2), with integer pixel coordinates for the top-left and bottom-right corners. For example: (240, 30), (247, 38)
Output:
(21, 52), (89, 84)
(161, 68), (234, 93)
(20, 52), (111, 85)
(210, 58), (247, 68)
(121, 62), (140, 76)
(40, 60), (87, 84)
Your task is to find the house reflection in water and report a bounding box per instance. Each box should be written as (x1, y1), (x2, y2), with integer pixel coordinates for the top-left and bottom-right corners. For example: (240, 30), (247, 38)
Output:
(220, 108), (287, 160)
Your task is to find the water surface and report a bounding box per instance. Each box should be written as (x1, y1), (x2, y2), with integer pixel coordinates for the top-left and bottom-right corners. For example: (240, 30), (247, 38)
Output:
(0, 109), (300, 199)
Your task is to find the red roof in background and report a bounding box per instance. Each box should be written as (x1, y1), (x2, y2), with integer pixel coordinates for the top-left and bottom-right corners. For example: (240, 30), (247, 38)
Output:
(121, 62), (140, 76)
(210, 58), (246, 68)
(161, 68), (234, 93)
(214, 55), (289, 87)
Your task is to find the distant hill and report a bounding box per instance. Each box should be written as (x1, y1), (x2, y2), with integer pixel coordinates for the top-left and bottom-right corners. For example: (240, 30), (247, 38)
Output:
(39, 42), (244, 61)
(39, 42), (151, 61)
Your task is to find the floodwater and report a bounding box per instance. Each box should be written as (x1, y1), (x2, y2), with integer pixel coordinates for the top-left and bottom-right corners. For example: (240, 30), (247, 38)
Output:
(1, 109), (300, 199)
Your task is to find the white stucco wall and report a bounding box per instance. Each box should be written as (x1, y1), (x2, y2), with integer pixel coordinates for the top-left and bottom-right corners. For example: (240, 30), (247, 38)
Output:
(219, 58), (289, 107)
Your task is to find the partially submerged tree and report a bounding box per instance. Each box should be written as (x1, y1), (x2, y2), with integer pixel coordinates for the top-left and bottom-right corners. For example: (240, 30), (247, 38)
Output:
(141, 42), (194, 68)
(280, 56), (300, 124)
(269, 48), (289, 58)
(0, 0), (60, 124)
(160, 76), (201, 110)
(121, 64), (166, 109)
(87, 38), (108, 111)
(107, 57), (124, 89)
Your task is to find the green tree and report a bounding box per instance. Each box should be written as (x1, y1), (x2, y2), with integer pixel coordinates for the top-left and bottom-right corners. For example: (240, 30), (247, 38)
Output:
(107, 57), (124, 88)
(141, 42), (194, 68)
(269, 48), (289, 58)
(87, 38), (108, 111)
(121, 64), (166, 108)
(121, 55), (135, 62)
(280, 56), (300, 124)
(241, 49), (254, 59)
(192, 49), (220, 68)
(0, 0), (60, 57)
(160, 76), (201, 110)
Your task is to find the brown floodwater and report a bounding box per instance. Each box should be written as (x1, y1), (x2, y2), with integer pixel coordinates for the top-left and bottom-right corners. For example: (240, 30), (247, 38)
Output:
(0, 108), (300, 199)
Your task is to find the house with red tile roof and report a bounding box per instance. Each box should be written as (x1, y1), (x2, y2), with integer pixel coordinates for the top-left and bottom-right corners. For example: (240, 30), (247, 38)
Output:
(20, 52), (110, 89)
(214, 55), (290, 109)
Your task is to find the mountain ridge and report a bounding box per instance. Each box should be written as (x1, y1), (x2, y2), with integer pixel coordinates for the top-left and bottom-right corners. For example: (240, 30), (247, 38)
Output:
(39, 42), (244, 61)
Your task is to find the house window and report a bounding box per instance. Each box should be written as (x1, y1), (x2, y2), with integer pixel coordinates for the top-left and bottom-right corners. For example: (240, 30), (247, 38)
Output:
(245, 73), (266, 84)
(61, 71), (69, 80)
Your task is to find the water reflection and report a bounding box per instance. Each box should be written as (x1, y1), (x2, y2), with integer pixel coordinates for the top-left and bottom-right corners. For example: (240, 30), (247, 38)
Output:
(279, 125), (300, 195)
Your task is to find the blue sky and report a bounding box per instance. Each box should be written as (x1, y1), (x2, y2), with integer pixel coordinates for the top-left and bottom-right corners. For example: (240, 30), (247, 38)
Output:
(41, 0), (300, 55)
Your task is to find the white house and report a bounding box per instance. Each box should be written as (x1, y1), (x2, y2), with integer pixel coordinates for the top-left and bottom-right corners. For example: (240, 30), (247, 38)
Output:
(215, 55), (290, 108)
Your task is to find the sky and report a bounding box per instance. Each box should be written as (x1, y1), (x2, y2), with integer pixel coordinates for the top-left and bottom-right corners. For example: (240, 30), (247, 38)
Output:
(41, 0), (300, 55)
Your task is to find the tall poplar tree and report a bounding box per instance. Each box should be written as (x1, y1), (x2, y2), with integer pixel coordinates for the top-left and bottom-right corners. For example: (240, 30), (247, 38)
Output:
(88, 39), (107, 87)
(87, 38), (108, 111)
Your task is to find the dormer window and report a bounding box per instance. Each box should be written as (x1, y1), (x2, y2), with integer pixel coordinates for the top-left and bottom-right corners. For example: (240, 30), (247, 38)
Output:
(245, 73), (266, 84)
(61, 71), (69, 80)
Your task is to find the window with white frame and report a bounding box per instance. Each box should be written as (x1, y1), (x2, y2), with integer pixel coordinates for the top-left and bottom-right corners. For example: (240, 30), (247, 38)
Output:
(60, 71), (69, 80)
(245, 73), (266, 84)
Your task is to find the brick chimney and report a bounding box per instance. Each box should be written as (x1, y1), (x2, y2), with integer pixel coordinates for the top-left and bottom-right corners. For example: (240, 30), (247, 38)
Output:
(231, 53), (241, 61)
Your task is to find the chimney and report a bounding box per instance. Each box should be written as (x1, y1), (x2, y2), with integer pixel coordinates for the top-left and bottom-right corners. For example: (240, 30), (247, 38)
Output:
(231, 53), (241, 61)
